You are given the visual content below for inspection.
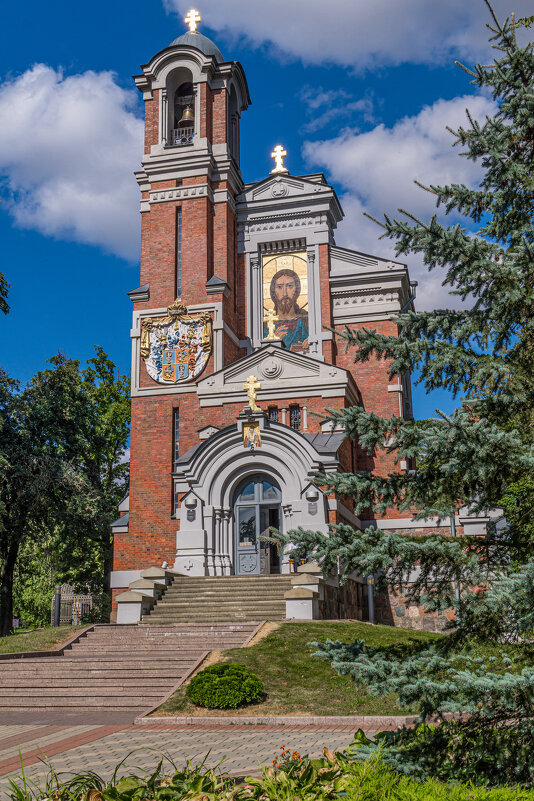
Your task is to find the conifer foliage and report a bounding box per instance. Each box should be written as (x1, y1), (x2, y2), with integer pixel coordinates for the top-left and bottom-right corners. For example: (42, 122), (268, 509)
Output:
(276, 3), (534, 786)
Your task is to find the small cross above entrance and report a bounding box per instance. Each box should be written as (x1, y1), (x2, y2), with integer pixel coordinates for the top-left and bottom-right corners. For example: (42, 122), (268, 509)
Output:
(184, 8), (201, 31)
(270, 145), (289, 175)
(243, 374), (262, 412)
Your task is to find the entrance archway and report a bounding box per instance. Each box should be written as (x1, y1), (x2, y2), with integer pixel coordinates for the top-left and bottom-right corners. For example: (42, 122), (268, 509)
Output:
(233, 474), (282, 575)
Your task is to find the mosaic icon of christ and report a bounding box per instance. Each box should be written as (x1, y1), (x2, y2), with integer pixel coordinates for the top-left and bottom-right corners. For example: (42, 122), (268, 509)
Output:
(263, 268), (309, 352)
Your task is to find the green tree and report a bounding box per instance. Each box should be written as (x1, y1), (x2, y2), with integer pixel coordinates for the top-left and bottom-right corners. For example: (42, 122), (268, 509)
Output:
(0, 348), (130, 635)
(274, 3), (534, 785)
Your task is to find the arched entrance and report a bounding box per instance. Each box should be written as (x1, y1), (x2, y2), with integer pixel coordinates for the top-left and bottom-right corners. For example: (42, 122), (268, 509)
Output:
(233, 475), (282, 575)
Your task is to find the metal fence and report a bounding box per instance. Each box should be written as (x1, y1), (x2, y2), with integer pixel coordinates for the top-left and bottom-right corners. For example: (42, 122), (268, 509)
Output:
(50, 584), (93, 626)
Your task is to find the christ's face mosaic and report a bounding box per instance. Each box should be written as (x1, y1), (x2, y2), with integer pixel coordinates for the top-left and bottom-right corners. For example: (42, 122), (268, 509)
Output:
(262, 253), (309, 353)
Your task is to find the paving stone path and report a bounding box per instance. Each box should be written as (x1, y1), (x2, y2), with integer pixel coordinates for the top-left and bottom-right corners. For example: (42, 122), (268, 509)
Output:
(0, 723), (360, 797)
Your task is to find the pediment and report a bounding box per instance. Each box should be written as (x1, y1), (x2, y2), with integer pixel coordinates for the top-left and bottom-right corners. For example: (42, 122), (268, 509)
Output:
(239, 175), (331, 204)
(197, 345), (357, 407)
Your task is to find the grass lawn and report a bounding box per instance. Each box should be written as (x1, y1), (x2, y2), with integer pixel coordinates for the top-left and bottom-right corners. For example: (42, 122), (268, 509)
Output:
(154, 620), (440, 717)
(0, 625), (86, 654)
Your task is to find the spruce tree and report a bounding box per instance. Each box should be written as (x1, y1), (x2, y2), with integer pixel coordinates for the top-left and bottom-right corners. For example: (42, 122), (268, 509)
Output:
(275, 3), (534, 786)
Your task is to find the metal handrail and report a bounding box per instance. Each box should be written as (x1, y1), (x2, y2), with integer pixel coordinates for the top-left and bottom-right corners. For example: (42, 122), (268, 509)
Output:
(171, 127), (194, 146)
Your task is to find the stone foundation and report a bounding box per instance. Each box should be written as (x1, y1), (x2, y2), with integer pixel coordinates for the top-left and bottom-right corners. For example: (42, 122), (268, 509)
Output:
(375, 589), (454, 632)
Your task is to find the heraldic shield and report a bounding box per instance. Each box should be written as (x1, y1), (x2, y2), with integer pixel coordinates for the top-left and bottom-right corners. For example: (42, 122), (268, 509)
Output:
(140, 300), (212, 384)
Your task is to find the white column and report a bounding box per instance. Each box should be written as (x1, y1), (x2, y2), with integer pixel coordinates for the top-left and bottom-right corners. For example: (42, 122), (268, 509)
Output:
(250, 255), (261, 349)
(281, 503), (294, 574)
(281, 407), (287, 425)
(302, 406), (308, 431)
(306, 246), (320, 358)
(213, 507), (223, 574)
(223, 507), (232, 573)
(161, 89), (168, 146)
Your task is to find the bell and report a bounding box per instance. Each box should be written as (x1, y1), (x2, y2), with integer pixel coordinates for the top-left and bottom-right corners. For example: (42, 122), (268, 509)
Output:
(179, 104), (194, 125)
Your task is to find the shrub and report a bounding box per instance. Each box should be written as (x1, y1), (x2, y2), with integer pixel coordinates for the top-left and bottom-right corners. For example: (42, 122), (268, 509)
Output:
(8, 749), (534, 800)
(186, 662), (263, 709)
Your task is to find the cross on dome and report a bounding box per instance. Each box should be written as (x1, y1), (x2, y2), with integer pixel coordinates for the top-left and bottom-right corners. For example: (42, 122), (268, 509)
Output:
(270, 145), (288, 175)
(184, 8), (202, 31)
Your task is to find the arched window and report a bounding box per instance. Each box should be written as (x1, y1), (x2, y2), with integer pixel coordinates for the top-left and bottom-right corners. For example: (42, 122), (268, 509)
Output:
(166, 68), (195, 147)
(173, 81), (194, 146)
(233, 474), (282, 574)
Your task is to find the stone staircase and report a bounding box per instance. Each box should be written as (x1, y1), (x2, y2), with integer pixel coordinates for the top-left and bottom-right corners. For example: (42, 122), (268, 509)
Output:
(0, 622), (258, 722)
(141, 575), (293, 624)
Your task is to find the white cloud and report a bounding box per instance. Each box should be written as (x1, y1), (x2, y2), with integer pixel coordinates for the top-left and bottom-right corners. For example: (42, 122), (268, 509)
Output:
(0, 65), (143, 261)
(165, 0), (533, 69)
(302, 94), (497, 309)
(299, 86), (374, 132)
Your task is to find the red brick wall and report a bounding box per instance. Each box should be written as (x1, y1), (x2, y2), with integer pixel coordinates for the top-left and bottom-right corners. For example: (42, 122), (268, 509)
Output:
(140, 200), (177, 307)
(334, 319), (403, 475)
(318, 244), (333, 363)
(212, 88), (227, 144)
(144, 90), (159, 153)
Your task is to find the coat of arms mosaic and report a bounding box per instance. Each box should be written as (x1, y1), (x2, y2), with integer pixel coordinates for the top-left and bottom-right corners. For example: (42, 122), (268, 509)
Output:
(140, 300), (212, 384)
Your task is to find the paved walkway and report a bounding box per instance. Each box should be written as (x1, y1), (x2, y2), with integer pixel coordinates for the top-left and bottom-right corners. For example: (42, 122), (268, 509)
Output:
(0, 723), (359, 797)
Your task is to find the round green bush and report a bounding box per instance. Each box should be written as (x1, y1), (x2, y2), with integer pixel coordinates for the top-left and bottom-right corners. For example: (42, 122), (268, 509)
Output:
(186, 663), (264, 709)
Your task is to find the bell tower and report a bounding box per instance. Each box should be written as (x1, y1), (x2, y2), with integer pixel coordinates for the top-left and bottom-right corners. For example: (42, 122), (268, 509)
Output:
(132, 9), (250, 326)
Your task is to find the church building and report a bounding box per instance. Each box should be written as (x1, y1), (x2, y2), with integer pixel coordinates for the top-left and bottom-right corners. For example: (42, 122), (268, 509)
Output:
(110, 10), (473, 631)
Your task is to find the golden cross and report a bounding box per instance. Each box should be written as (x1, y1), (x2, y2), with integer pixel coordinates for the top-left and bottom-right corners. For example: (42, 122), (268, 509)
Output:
(184, 8), (201, 31)
(264, 307), (280, 340)
(270, 144), (288, 174)
(243, 374), (261, 412)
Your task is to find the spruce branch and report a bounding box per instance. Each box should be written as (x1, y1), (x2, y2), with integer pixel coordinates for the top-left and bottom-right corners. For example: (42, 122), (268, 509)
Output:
(454, 61), (478, 78)
(362, 211), (387, 229)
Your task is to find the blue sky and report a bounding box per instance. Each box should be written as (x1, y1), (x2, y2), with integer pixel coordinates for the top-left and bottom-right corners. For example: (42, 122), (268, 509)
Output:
(0, 0), (529, 418)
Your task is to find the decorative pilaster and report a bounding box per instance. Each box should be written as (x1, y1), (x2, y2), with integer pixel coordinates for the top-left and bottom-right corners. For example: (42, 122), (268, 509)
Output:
(250, 254), (261, 349)
(306, 246), (320, 358)
(223, 507), (232, 573)
(161, 89), (168, 146)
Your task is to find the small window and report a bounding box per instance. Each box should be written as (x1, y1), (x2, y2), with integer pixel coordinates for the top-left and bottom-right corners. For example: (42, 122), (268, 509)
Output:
(268, 406), (278, 422)
(289, 405), (301, 431)
(173, 409), (179, 469)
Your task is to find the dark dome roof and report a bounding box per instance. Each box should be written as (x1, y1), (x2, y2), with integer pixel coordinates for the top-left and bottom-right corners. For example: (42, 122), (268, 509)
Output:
(170, 31), (224, 63)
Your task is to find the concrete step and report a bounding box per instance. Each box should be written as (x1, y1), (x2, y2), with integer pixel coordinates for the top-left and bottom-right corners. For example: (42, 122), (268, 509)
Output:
(167, 580), (291, 585)
(144, 615), (285, 623)
(166, 575), (291, 581)
(0, 706), (150, 714)
(4, 678), (173, 687)
(163, 582), (291, 600)
(3, 655), (203, 664)
(0, 687), (170, 698)
(1, 697), (155, 708)
(148, 607), (283, 612)
(1, 669), (193, 680)
(0, 662), (200, 672)
(151, 598), (285, 606)
(162, 593), (287, 601)
(66, 650), (205, 657)
(89, 622), (260, 629)
(83, 626), (259, 639)
(74, 638), (252, 648)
